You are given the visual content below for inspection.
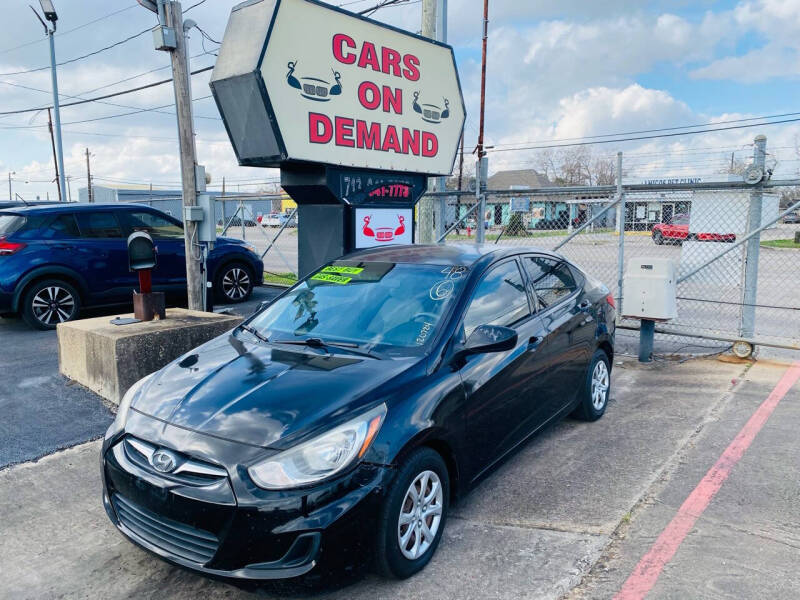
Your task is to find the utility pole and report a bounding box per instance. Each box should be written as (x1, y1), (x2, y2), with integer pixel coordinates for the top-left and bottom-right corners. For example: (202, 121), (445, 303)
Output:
(475, 0), (489, 244)
(418, 0), (437, 243)
(32, 2), (66, 202)
(46, 108), (62, 202)
(8, 171), (14, 202)
(85, 148), (93, 203)
(147, 0), (203, 310)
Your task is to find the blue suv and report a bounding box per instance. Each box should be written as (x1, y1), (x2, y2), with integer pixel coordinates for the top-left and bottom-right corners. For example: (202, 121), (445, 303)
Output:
(0, 203), (264, 329)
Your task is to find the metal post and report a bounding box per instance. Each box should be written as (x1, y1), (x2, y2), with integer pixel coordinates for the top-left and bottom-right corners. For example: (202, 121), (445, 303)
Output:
(47, 30), (66, 203)
(639, 319), (654, 363)
(740, 135), (766, 339)
(166, 0), (203, 310)
(7, 172), (12, 202)
(85, 148), (93, 203)
(615, 151), (624, 317)
(435, 0), (447, 242)
(418, 0), (437, 243)
(240, 199), (245, 240)
(476, 157), (486, 245)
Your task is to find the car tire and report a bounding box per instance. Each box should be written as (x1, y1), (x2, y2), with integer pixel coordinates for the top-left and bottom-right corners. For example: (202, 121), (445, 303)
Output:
(21, 279), (81, 330)
(652, 231), (663, 245)
(374, 447), (449, 579)
(214, 262), (254, 304)
(571, 349), (611, 421)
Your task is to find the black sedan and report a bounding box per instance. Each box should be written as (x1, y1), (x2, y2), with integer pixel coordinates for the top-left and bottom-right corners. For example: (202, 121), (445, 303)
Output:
(101, 244), (615, 581)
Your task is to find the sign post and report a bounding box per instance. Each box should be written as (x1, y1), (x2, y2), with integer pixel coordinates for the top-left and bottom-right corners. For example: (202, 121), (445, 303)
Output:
(210, 0), (465, 276)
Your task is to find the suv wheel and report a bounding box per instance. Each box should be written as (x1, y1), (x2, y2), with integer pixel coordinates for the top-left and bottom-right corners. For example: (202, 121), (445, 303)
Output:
(215, 263), (253, 303)
(22, 279), (81, 330)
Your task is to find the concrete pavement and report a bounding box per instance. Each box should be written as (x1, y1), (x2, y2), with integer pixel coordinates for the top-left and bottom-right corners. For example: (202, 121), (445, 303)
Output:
(6, 355), (798, 599)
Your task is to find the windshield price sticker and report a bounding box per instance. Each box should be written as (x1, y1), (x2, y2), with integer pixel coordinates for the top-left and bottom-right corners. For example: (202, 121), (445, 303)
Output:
(323, 265), (364, 274)
(312, 273), (352, 285)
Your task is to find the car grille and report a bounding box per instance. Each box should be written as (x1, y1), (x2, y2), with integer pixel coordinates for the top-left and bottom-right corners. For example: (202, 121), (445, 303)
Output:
(113, 494), (219, 564)
(123, 437), (227, 486)
(303, 83), (316, 95)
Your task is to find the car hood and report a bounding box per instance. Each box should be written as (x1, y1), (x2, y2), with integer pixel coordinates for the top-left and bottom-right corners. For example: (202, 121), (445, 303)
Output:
(131, 333), (418, 449)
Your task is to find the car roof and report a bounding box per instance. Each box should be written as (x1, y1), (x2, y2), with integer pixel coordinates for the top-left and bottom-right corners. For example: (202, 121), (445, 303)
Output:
(341, 244), (561, 267)
(0, 202), (158, 215)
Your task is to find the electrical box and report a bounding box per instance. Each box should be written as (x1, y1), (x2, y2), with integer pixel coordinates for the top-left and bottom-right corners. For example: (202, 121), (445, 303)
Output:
(152, 25), (177, 51)
(196, 194), (216, 244)
(622, 258), (677, 321)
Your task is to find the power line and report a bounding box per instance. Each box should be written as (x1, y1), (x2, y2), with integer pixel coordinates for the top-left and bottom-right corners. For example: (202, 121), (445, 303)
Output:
(488, 118), (800, 152)
(0, 65), (214, 116)
(0, 4), (140, 55)
(183, 0), (208, 12)
(0, 27), (152, 77)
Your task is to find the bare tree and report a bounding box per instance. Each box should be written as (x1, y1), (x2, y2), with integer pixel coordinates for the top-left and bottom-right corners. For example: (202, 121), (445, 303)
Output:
(533, 147), (616, 186)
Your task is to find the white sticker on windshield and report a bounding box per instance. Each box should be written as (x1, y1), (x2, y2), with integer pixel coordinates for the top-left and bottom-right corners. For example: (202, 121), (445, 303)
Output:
(429, 279), (455, 301)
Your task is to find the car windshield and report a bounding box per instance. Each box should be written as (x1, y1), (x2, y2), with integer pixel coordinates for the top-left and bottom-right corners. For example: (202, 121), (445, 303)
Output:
(673, 214), (689, 225)
(248, 260), (468, 355)
(0, 214), (25, 235)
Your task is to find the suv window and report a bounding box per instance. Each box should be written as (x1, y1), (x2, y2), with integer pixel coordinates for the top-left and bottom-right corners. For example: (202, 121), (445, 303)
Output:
(463, 260), (530, 337)
(122, 211), (183, 239)
(524, 257), (577, 308)
(76, 212), (123, 238)
(0, 214), (26, 235)
(43, 214), (80, 239)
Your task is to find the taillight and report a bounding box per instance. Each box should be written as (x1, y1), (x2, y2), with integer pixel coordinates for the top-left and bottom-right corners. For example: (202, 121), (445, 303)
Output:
(0, 237), (26, 255)
(606, 294), (616, 309)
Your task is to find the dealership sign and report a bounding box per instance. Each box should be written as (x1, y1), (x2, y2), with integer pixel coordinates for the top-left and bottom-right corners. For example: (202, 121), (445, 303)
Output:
(210, 0), (465, 176)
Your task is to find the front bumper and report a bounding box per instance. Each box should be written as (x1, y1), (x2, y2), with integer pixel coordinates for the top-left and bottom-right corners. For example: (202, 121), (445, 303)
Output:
(101, 434), (392, 580)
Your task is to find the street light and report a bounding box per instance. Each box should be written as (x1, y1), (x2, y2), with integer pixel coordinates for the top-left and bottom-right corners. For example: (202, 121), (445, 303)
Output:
(31, 1), (66, 203)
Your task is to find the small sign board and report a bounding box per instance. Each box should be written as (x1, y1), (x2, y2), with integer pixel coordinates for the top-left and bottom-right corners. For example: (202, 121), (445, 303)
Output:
(509, 197), (530, 213)
(354, 208), (413, 248)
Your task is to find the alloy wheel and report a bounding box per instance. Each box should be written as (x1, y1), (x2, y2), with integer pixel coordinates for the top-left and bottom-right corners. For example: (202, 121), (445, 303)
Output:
(221, 267), (251, 300)
(397, 470), (444, 560)
(591, 360), (609, 410)
(31, 285), (75, 326)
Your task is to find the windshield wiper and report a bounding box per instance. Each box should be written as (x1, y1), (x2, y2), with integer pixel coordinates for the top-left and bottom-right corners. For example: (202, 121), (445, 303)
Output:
(272, 337), (381, 359)
(239, 324), (269, 344)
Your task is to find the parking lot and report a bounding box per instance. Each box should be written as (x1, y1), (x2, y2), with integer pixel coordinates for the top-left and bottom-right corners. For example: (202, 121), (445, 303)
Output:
(2, 286), (799, 598)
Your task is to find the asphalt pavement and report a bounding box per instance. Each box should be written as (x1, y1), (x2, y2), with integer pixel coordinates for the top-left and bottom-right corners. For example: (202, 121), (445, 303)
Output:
(4, 352), (800, 598)
(0, 286), (282, 469)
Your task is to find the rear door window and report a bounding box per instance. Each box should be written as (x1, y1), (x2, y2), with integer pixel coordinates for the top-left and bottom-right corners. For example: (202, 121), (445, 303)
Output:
(76, 212), (124, 238)
(0, 214), (25, 235)
(42, 214), (80, 239)
(524, 257), (578, 309)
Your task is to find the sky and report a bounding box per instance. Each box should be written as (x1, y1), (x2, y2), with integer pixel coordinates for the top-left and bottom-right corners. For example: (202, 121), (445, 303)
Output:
(1, 0), (800, 200)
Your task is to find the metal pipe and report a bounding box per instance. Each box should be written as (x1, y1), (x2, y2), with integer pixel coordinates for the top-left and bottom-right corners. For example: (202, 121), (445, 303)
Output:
(617, 323), (800, 352)
(47, 29), (66, 203)
(615, 152), (624, 316)
(677, 196), (800, 284)
(261, 207), (298, 258)
(437, 202), (480, 242)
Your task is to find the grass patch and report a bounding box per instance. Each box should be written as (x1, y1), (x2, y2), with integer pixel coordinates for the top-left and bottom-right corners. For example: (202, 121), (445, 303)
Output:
(263, 272), (297, 286)
(445, 227), (614, 242)
(760, 238), (800, 249)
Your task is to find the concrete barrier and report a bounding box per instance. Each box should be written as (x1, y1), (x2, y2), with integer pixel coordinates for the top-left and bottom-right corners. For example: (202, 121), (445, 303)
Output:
(58, 309), (243, 404)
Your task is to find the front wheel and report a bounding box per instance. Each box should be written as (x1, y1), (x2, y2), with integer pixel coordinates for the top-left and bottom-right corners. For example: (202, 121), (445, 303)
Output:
(572, 349), (611, 421)
(652, 230), (663, 245)
(214, 262), (253, 304)
(375, 447), (449, 579)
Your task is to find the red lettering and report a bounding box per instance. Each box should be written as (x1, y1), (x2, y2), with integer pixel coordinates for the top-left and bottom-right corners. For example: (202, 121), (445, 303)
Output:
(422, 131), (438, 157)
(381, 47), (402, 77)
(332, 33), (356, 64)
(358, 81), (381, 110)
(357, 42), (381, 71)
(335, 117), (355, 147)
(382, 125), (401, 153)
(402, 54), (420, 81)
(309, 112), (332, 144)
(401, 128), (420, 155)
(382, 86), (402, 114)
(356, 120), (381, 150)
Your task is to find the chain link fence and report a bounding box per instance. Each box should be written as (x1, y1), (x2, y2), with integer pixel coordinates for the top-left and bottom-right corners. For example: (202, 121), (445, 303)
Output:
(429, 169), (800, 356)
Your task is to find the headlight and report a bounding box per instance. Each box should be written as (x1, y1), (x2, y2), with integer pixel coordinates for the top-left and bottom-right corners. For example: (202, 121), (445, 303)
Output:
(104, 372), (155, 440)
(243, 243), (257, 254)
(248, 404), (387, 490)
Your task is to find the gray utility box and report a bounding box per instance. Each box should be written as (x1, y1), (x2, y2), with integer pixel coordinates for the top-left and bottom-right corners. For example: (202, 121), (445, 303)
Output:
(622, 257), (677, 321)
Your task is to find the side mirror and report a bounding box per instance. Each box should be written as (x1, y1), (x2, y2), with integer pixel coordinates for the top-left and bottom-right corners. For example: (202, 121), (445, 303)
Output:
(451, 324), (518, 367)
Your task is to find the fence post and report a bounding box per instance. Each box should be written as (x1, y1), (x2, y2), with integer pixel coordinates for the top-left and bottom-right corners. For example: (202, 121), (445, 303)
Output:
(615, 151), (625, 318)
(240, 199), (245, 241)
(476, 156), (487, 245)
(740, 135), (766, 338)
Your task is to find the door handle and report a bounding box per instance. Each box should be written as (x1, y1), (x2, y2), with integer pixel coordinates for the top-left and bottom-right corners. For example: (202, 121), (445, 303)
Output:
(578, 299), (591, 311)
(527, 335), (542, 350)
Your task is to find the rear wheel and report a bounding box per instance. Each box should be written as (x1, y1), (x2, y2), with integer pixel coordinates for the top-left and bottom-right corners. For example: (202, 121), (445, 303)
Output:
(375, 447), (449, 579)
(572, 349), (611, 421)
(652, 230), (663, 245)
(21, 279), (80, 330)
(214, 262), (254, 303)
